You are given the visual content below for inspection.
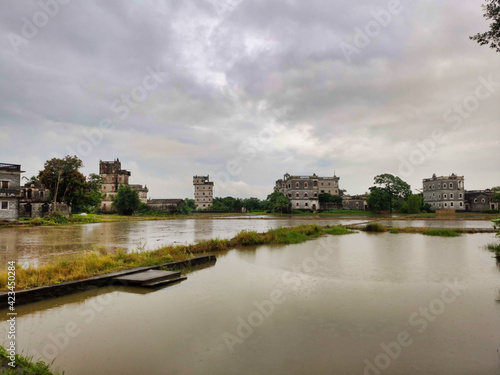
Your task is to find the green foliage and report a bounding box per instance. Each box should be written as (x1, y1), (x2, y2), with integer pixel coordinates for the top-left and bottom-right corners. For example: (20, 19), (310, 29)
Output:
(470, 0), (500, 53)
(365, 223), (387, 232)
(319, 193), (342, 205)
(491, 186), (500, 202)
(184, 198), (196, 210)
(38, 156), (103, 213)
(389, 228), (400, 234)
(401, 194), (423, 214)
(367, 186), (391, 212)
(371, 174), (411, 212)
(112, 185), (140, 215)
(0, 345), (62, 375)
(266, 192), (290, 213)
(422, 229), (461, 237)
(242, 197), (267, 212)
(212, 197), (244, 212)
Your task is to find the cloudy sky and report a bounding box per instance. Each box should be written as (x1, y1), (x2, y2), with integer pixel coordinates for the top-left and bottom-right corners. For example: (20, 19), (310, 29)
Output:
(0, 0), (498, 199)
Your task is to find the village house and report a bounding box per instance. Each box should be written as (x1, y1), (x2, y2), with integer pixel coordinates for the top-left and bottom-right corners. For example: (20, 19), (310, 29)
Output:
(99, 159), (148, 212)
(422, 173), (465, 211)
(147, 199), (184, 213)
(0, 163), (23, 221)
(274, 172), (340, 211)
(193, 175), (213, 210)
(465, 190), (498, 212)
(19, 182), (51, 218)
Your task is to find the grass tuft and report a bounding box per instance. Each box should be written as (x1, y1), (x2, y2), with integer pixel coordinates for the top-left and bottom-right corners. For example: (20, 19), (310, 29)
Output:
(0, 345), (62, 375)
(422, 229), (461, 237)
(0, 224), (355, 290)
(365, 223), (386, 232)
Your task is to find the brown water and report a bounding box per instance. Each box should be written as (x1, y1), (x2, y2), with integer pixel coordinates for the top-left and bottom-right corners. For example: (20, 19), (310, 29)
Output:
(1, 232), (499, 375)
(0, 218), (493, 267)
(0, 217), (368, 266)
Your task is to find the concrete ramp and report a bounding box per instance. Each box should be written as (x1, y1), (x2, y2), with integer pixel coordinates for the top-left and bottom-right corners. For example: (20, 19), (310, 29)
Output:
(113, 269), (186, 288)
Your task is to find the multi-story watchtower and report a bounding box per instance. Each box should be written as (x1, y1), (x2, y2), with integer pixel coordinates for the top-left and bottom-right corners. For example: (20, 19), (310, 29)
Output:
(193, 175), (213, 210)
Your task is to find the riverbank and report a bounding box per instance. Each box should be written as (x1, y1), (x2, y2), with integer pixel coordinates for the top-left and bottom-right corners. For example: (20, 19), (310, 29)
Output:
(0, 346), (61, 375)
(0, 224), (354, 291)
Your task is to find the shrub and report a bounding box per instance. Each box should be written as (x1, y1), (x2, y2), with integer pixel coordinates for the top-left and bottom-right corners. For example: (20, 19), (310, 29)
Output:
(365, 223), (386, 232)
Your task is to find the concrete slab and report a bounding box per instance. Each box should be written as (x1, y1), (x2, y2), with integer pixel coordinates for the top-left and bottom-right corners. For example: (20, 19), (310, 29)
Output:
(114, 270), (181, 285)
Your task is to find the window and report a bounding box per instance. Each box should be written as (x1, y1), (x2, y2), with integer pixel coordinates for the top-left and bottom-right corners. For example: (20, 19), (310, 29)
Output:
(474, 198), (477, 203)
(444, 203), (448, 207)
(459, 193), (462, 198)
(321, 183), (323, 186)
(335, 190), (338, 194)
(40, 191), (44, 198)
(296, 193), (299, 198)
(443, 194), (447, 199)
(304, 193), (308, 198)
(1, 202), (8, 210)
(103, 186), (106, 190)
(296, 182), (299, 188)
(443, 183), (447, 188)
(304, 182), (308, 188)
(438, 184), (441, 189)
(438, 194), (441, 199)
(450, 183), (454, 189)
(450, 193), (453, 199)
(438, 203), (441, 207)
(103, 203), (106, 209)
(460, 202), (463, 207)
(305, 203), (308, 207)
(432, 184), (435, 189)
(296, 203), (299, 207)
(355, 202), (359, 207)
(1, 181), (8, 189)
(481, 198), (486, 203)
(450, 202), (454, 207)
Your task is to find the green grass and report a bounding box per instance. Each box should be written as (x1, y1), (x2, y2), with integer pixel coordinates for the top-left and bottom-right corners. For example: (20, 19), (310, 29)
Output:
(0, 224), (356, 290)
(422, 229), (461, 237)
(486, 242), (500, 258)
(0, 345), (62, 375)
(389, 228), (400, 234)
(365, 223), (387, 232)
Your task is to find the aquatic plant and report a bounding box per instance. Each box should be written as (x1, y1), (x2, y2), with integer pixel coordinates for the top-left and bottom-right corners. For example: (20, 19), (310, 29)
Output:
(422, 229), (461, 237)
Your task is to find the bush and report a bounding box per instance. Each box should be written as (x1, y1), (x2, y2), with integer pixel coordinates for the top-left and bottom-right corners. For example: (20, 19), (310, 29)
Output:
(365, 223), (386, 232)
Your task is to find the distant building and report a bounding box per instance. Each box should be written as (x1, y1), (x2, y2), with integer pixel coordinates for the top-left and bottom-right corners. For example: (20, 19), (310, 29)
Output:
(274, 172), (340, 211)
(130, 184), (148, 205)
(341, 195), (368, 210)
(99, 159), (148, 212)
(422, 173), (465, 211)
(465, 190), (498, 212)
(147, 199), (184, 213)
(0, 163), (24, 221)
(193, 175), (213, 210)
(19, 182), (51, 218)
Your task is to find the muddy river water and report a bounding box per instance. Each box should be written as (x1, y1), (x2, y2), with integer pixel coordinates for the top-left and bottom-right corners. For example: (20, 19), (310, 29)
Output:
(1, 219), (499, 374)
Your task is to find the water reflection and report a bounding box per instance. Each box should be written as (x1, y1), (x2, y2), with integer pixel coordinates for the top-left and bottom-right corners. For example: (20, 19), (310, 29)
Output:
(3, 232), (499, 375)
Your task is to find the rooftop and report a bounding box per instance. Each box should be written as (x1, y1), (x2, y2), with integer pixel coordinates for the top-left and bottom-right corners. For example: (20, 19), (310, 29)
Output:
(0, 163), (24, 172)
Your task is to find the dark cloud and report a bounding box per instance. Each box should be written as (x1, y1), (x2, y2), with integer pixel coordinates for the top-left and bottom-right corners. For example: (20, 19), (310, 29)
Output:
(0, 0), (498, 198)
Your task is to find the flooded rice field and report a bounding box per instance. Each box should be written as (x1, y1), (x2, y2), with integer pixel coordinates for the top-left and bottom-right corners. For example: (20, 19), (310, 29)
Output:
(1, 230), (500, 374)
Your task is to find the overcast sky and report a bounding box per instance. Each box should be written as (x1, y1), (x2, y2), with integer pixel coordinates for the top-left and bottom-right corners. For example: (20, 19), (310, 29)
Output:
(1, 0), (499, 199)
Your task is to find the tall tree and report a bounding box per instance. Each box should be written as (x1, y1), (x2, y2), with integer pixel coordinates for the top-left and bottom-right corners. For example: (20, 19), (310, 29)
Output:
(372, 174), (411, 213)
(266, 192), (290, 213)
(470, 0), (500, 53)
(367, 186), (391, 212)
(112, 185), (140, 215)
(38, 156), (85, 211)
